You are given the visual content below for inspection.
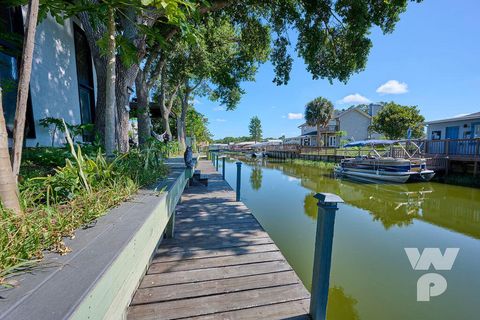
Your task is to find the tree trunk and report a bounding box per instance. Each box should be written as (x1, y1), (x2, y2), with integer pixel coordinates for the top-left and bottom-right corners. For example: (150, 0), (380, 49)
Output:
(78, 11), (107, 144)
(135, 69), (151, 147)
(158, 66), (172, 139)
(0, 89), (21, 214)
(11, 0), (39, 178)
(105, 6), (116, 157)
(178, 91), (189, 151)
(316, 124), (323, 147)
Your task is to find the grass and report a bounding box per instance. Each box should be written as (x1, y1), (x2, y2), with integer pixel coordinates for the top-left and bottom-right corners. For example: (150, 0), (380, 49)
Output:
(291, 158), (336, 169)
(0, 140), (171, 286)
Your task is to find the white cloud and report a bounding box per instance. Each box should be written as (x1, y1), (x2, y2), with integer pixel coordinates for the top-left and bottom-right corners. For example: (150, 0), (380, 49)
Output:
(215, 118), (226, 122)
(213, 106), (225, 111)
(193, 99), (202, 105)
(287, 113), (303, 120)
(376, 80), (408, 94)
(281, 115), (286, 119)
(338, 93), (371, 104)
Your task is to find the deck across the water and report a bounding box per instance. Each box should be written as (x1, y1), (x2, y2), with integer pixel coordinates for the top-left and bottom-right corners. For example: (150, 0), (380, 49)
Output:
(127, 160), (310, 320)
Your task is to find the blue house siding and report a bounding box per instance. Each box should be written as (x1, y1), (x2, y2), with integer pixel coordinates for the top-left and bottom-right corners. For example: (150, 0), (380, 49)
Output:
(425, 113), (480, 156)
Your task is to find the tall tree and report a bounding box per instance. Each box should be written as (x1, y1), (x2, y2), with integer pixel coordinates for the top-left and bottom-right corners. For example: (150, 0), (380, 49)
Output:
(249, 116), (262, 143)
(305, 97), (334, 147)
(11, 0), (39, 178)
(185, 107), (212, 144)
(0, 89), (21, 214)
(152, 14), (269, 150)
(86, 0), (420, 151)
(370, 102), (425, 139)
(104, 5), (116, 157)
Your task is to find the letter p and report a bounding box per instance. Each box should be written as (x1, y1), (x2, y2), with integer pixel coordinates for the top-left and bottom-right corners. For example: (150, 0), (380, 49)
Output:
(417, 273), (447, 301)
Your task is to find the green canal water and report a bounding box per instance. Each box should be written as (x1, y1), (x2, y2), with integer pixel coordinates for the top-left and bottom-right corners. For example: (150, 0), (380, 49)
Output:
(222, 157), (480, 320)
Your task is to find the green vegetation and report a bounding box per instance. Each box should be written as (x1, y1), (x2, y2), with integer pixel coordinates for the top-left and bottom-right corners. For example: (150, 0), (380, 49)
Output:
(249, 116), (262, 143)
(305, 97), (334, 147)
(370, 102), (425, 139)
(0, 140), (169, 285)
(291, 159), (336, 170)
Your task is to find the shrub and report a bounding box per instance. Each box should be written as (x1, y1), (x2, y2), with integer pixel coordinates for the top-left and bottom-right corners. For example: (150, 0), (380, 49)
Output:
(1, 141), (169, 285)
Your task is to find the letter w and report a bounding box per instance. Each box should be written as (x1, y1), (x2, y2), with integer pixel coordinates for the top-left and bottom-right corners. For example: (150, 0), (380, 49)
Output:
(405, 248), (459, 271)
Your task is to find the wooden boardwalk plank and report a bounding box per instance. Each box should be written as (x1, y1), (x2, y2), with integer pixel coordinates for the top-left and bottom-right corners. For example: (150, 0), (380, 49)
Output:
(154, 243), (280, 262)
(127, 284), (309, 320)
(127, 160), (310, 320)
(157, 236), (273, 253)
(189, 299), (311, 320)
(139, 261), (293, 288)
(131, 271), (299, 305)
(149, 251), (285, 274)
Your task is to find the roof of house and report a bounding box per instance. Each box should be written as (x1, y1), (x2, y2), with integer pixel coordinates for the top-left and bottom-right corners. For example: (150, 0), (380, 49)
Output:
(336, 107), (371, 120)
(425, 112), (480, 125)
(298, 107), (371, 128)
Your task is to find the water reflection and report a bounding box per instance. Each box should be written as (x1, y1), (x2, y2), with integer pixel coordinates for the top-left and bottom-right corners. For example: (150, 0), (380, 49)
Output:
(226, 156), (480, 320)
(249, 166), (263, 190)
(327, 287), (360, 320)
(255, 158), (480, 239)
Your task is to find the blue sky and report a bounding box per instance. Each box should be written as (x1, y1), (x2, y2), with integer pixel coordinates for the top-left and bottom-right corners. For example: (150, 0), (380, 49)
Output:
(194, 0), (480, 140)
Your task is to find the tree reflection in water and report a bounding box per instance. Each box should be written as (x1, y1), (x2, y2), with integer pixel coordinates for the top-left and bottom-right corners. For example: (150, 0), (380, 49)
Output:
(327, 286), (360, 320)
(249, 166), (263, 190)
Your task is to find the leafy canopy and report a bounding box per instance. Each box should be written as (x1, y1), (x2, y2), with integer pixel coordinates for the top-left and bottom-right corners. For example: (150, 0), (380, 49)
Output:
(218, 0), (422, 84)
(305, 97), (334, 127)
(249, 116), (262, 142)
(185, 108), (212, 143)
(370, 102), (425, 139)
(165, 14), (270, 109)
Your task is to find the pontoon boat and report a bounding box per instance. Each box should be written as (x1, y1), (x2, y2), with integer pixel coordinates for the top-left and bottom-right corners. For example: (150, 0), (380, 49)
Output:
(334, 140), (435, 183)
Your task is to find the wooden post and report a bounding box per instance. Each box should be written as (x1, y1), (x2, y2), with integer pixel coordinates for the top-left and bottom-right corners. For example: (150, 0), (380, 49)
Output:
(236, 162), (242, 201)
(216, 155), (219, 171)
(165, 210), (176, 239)
(310, 193), (344, 320)
(222, 156), (226, 180)
(445, 140), (449, 156)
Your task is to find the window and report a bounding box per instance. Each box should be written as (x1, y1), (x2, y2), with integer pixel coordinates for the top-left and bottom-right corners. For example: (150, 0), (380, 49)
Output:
(73, 24), (95, 141)
(473, 124), (480, 139)
(0, 6), (35, 138)
(431, 130), (441, 140)
(328, 135), (337, 147)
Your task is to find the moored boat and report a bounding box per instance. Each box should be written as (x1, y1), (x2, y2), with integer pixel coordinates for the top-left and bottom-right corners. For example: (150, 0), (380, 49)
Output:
(335, 140), (435, 183)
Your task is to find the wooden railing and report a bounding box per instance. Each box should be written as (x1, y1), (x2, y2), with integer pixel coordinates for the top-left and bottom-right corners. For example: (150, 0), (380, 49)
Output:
(424, 138), (480, 157)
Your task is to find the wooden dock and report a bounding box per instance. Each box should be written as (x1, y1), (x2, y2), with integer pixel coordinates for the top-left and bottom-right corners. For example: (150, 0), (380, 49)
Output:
(127, 160), (311, 320)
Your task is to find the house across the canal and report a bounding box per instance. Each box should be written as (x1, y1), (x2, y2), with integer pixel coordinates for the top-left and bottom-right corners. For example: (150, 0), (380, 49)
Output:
(286, 103), (383, 147)
(425, 112), (480, 141)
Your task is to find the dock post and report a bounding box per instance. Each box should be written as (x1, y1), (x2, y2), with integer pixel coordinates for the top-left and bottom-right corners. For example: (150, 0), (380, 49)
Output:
(222, 156), (226, 180)
(236, 162), (242, 201)
(216, 154), (219, 171)
(309, 193), (344, 320)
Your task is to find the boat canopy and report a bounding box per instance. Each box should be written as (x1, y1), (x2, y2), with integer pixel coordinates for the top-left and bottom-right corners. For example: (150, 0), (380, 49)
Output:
(343, 140), (398, 147)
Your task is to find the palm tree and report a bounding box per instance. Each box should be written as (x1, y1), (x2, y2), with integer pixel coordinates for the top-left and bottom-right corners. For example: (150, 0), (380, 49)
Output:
(304, 97), (334, 147)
